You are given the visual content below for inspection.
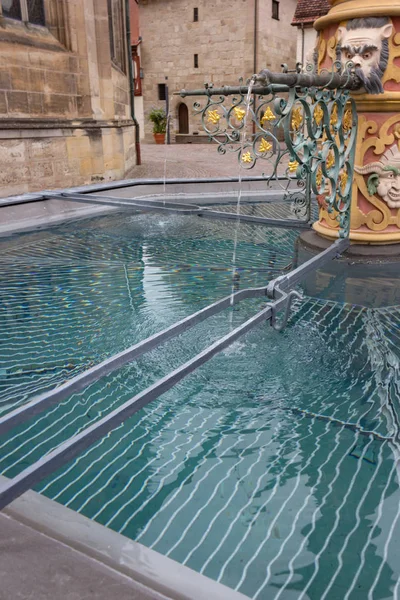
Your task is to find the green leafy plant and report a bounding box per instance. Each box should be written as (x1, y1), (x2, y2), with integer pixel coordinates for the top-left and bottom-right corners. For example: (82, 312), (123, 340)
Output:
(148, 107), (167, 134)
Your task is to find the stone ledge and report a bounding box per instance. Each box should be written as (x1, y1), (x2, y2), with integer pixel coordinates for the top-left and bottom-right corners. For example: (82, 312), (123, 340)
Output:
(0, 18), (66, 52)
(1, 475), (249, 600)
(175, 134), (211, 144)
(0, 117), (135, 130)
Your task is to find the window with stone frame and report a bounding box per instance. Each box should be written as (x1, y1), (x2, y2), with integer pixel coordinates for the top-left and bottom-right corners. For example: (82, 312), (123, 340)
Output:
(0, 0), (70, 48)
(1, 0), (45, 25)
(107, 0), (126, 73)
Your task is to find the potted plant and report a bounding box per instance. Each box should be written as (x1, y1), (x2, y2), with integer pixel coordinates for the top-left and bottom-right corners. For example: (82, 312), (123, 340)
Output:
(149, 107), (167, 144)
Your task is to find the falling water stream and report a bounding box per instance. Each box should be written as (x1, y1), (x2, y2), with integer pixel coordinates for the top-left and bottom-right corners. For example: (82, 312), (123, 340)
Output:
(163, 111), (172, 204)
(229, 76), (256, 311)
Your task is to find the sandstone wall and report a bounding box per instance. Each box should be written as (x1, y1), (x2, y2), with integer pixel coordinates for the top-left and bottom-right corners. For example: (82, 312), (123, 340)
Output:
(0, 0), (136, 197)
(139, 0), (297, 141)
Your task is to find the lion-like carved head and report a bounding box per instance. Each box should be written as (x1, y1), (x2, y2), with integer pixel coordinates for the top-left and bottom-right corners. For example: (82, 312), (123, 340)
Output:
(336, 17), (393, 94)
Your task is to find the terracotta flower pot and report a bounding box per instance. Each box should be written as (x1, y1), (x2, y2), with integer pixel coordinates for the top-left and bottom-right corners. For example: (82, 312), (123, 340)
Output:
(154, 133), (166, 145)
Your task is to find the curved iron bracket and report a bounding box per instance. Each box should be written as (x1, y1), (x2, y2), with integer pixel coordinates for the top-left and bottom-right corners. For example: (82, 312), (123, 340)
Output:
(269, 285), (303, 332)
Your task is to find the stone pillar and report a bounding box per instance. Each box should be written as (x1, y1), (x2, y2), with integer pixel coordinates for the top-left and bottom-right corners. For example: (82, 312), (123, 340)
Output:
(313, 0), (400, 244)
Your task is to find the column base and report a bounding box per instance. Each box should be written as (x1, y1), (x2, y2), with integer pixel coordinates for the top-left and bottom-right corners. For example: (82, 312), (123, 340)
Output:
(297, 230), (400, 308)
(313, 221), (400, 245)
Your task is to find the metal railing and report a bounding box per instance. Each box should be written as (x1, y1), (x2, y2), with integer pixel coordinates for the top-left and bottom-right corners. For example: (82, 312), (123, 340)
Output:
(0, 63), (358, 510)
(178, 64), (359, 238)
(0, 237), (349, 510)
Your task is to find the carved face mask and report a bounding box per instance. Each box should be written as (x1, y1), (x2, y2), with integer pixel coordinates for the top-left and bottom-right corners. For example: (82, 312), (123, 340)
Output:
(376, 169), (400, 208)
(355, 145), (400, 209)
(337, 22), (392, 94)
(337, 24), (392, 76)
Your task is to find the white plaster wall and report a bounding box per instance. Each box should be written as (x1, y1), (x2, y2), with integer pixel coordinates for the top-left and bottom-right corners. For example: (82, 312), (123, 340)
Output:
(296, 26), (319, 67)
(135, 96), (145, 141)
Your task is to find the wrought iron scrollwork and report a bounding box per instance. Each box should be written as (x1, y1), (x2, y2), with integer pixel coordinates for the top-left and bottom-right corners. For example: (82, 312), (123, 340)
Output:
(179, 65), (358, 237)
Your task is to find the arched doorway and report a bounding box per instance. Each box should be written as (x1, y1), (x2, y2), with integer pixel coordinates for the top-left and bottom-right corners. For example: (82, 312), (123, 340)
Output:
(178, 103), (189, 134)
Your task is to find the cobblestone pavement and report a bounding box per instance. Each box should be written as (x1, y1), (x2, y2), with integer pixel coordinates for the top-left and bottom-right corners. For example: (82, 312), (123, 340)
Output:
(128, 142), (289, 180)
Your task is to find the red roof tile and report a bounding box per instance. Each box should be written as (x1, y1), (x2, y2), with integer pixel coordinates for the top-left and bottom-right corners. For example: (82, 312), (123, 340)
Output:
(291, 0), (330, 25)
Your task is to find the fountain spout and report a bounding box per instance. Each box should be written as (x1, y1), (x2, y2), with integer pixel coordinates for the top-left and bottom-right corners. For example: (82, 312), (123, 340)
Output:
(255, 67), (361, 91)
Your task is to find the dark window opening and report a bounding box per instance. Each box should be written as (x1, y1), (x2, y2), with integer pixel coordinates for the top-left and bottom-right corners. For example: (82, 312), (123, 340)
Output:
(272, 0), (279, 20)
(27, 0), (45, 25)
(194, 53), (198, 68)
(2, 0), (22, 20)
(193, 7), (198, 22)
(107, 0), (126, 73)
(178, 103), (189, 134)
(2, 0), (45, 25)
(132, 47), (142, 96)
(158, 83), (166, 101)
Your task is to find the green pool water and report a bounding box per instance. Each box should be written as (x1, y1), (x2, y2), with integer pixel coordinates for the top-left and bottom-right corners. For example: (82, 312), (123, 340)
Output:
(1, 211), (400, 599)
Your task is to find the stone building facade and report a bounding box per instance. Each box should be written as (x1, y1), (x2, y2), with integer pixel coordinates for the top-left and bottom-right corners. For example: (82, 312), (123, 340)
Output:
(0, 0), (137, 198)
(138, 0), (298, 141)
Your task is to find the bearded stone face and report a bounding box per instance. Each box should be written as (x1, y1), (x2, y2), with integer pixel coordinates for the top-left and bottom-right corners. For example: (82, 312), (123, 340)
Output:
(337, 19), (393, 94)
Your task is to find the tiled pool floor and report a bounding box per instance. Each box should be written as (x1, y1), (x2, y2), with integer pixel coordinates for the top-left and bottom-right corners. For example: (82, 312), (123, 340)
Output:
(1, 211), (400, 599)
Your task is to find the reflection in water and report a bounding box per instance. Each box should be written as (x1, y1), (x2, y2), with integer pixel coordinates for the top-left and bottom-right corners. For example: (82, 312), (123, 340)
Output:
(0, 213), (400, 598)
(298, 240), (400, 309)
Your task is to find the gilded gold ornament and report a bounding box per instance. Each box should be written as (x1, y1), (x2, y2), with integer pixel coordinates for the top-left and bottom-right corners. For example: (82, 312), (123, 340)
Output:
(259, 138), (272, 153)
(314, 105), (324, 126)
(340, 171), (348, 192)
(233, 106), (246, 122)
(330, 105), (338, 127)
(242, 151), (253, 163)
(291, 107), (303, 131)
(326, 152), (335, 170)
(343, 108), (352, 132)
(207, 110), (221, 125)
(288, 160), (299, 173)
(261, 107), (275, 124)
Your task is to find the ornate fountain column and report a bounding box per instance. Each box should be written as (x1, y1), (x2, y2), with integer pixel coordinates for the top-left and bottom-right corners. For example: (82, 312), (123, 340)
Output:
(313, 0), (400, 244)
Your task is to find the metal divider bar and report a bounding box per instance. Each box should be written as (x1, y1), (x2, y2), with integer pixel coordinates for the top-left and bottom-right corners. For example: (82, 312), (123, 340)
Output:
(0, 175), (297, 209)
(0, 301), (277, 511)
(53, 192), (201, 215)
(0, 237), (350, 510)
(51, 192), (311, 228)
(0, 238), (348, 438)
(0, 287), (266, 436)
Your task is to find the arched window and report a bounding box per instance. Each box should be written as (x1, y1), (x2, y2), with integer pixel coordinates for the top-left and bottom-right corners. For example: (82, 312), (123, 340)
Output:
(178, 103), (189, 134)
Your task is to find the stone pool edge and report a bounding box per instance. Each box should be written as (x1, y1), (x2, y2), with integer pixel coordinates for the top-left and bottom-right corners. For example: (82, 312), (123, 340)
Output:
(0, 476), (249, 600)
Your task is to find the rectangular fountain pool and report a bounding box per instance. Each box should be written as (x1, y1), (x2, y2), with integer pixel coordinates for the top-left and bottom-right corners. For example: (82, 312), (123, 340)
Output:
(1, 209), (400, 600)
